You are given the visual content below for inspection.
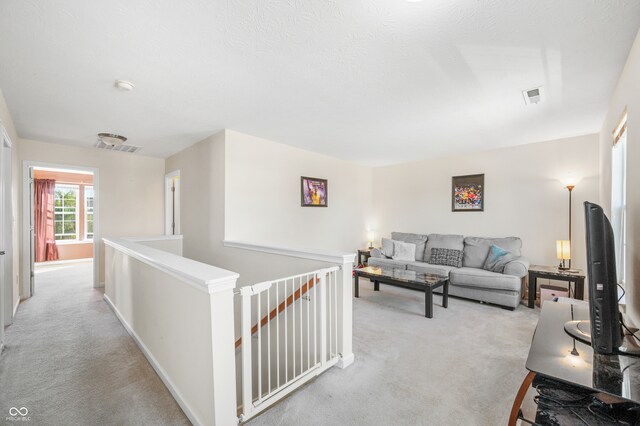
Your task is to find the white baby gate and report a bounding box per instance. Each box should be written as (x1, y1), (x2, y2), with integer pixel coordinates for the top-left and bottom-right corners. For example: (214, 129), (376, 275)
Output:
(237, 266), (340, 422)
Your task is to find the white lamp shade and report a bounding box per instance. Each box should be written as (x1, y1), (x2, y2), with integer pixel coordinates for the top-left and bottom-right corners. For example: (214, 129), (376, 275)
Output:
(367, 230), (375, 242)
(556, 240), (571, 260)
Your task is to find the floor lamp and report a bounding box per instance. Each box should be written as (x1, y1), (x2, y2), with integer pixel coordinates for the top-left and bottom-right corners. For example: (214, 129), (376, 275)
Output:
(558, 185), (575, 270)
(567, 185), (574, 269)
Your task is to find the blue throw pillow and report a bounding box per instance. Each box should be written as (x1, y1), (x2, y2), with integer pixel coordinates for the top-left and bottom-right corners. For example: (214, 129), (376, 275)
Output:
(482, 244), (515, 273)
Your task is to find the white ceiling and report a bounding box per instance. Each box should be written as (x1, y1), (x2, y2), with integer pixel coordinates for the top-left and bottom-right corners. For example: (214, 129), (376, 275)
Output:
(0, 0), (639, 165)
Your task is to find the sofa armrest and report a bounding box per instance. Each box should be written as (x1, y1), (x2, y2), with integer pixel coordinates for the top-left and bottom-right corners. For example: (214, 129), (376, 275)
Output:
(370, 248), (385, 259)
(504, 256), (530, 278)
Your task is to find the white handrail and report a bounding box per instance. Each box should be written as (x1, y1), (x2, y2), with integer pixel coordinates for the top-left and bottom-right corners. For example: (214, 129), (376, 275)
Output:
(104, 236), (239, 425)
(223, 240), (356, 264)
(103, 237), (238, 294)
(123, 235), (183, 242)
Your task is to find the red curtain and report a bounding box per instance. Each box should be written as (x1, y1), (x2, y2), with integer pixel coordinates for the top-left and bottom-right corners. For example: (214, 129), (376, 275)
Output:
(34, 179), (59, 262)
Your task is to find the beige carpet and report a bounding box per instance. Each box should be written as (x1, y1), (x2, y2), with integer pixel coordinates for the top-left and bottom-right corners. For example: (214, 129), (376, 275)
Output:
(0, 261), (189, 425)
(247, 279), (540, 426)
(1, 263), (539, 425)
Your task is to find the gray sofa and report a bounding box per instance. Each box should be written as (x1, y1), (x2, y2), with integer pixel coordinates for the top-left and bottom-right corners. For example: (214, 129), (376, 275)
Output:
(367, 232), (529, 309)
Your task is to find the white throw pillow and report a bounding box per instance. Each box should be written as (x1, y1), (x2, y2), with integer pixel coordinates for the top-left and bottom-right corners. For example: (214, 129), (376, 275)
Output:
(392, 241), (416, 261)
(381, 238), (395, 258)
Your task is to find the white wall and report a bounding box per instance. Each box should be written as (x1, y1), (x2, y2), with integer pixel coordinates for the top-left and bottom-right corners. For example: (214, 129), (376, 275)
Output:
(225, 130), (373, 252)
(599, 29), (640, 326)
(0, 88), (21, 319)
(166, 130), (371, 287)
(19, 139), (165, 287)
(372, 134), (600, 273)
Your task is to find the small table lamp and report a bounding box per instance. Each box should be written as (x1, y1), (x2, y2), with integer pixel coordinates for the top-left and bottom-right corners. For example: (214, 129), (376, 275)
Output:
(556, 240), (571, 270)
(367, 230), (375, 249)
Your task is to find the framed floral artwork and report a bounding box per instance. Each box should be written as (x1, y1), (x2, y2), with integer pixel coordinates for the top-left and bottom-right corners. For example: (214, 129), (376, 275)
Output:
(452, 174), (484, 212)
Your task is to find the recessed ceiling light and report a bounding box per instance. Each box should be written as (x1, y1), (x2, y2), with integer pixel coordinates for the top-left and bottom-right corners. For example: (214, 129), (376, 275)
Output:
(98, 133), (127, 147)
(114, 80), (135, 91)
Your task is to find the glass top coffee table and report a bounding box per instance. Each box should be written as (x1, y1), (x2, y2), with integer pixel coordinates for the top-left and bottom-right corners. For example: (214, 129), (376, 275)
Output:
(354, 266), (449, 318)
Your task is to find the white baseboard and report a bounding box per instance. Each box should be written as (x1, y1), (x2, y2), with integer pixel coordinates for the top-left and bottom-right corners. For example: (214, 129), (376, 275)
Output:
(103, 294), (203, 426)
(13, 298), (19, 317)
(337, 353), (354, 369)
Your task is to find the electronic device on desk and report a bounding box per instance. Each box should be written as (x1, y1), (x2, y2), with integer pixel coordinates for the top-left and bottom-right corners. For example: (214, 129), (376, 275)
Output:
(563, 201), (639, 356)
(531, 375), (640, 425)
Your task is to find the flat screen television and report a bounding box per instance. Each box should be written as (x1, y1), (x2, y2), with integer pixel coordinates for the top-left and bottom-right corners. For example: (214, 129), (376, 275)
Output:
(564, 201), (622, 354)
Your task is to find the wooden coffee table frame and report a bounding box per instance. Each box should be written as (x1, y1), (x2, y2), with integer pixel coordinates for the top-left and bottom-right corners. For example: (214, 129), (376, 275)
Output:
(354, 268), (449, 318)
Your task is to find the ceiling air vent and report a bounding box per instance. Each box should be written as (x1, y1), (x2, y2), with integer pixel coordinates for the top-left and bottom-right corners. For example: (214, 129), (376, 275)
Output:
(95, 139), (142, 153)
(522, 86), (544, 106)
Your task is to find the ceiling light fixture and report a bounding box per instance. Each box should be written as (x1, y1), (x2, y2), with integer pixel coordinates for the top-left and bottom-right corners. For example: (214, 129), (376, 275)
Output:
(98, 133), (127, 147)
(114, 79), (135, 91)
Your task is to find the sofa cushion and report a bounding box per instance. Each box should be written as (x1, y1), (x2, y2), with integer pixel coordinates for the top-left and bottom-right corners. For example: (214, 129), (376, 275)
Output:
(463, 236), (522, 268)
(370, 248), (384, 259)
(367, 257), (409, 270)
(392, 241), (416, 261)
(381, 237), (395, 258)
(425, 234), (464, 260)
(407, 262), (455, 277)
(391, 232), (428, 261)
(449, 267), (521, 292)
(503, 256), (530, 278)
(482, 245), (515, 273)
(428, 247), (463, 268)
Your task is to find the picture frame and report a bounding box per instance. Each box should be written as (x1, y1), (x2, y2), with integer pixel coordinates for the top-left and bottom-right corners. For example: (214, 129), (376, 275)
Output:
(301, 176), (328, 207)
(452, 174), (484, 212)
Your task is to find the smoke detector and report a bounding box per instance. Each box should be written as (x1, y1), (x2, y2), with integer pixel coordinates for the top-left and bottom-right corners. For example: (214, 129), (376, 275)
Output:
(97, 133), (127, 147)
(522, 86), (545, 105)
(114, 80), (135, 91)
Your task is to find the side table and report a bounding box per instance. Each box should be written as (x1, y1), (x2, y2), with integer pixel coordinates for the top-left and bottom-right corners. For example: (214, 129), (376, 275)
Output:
(357, 248), (372, 266)
(527, 265), (585, 308)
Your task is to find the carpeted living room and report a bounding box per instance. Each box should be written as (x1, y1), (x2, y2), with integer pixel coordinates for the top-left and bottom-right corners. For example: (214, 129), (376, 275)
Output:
(1, 1), (640, 425)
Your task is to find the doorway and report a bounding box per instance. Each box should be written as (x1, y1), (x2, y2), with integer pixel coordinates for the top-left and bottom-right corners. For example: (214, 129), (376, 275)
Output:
(22, 163), (100, 299)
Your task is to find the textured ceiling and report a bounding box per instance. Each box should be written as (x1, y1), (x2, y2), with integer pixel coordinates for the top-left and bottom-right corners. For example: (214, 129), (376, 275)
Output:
(0, 0), (639, 165)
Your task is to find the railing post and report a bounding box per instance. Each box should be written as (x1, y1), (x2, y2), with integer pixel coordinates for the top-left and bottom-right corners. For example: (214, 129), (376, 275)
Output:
(240, 287), (253, 421)
(318, 271), (327, 368)
(337, 257), (355, 369)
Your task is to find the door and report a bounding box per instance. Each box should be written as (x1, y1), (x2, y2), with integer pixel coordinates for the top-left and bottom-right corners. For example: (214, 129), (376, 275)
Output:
(28, 166), (34, 295)
(0, 125), (13, 348)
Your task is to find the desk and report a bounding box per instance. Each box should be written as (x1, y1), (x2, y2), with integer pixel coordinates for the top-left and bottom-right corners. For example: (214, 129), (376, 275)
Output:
(527, 265), (585, 308)
(510, 302), (640, 425)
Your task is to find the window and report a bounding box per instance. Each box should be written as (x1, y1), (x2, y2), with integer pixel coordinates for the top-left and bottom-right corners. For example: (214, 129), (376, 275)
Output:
(54, 184), (79, 240)
(53, 183), (93, 242)
(611, 114), (627, 285)
(85, 186), (94, 239)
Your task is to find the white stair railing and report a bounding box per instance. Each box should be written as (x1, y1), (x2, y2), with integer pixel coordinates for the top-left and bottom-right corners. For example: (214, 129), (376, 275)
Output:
(238, 266), (340, 422)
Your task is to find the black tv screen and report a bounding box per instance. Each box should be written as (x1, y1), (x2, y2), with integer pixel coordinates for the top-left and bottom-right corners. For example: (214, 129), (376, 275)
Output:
(584, 201), (622, 354)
